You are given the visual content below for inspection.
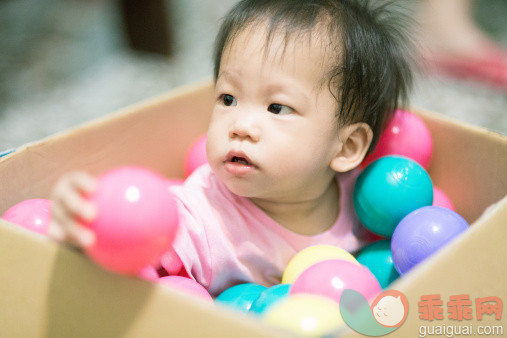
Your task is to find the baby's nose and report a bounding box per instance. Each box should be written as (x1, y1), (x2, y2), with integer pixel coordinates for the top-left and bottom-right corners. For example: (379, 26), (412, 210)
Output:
(229, 114), (260, 142)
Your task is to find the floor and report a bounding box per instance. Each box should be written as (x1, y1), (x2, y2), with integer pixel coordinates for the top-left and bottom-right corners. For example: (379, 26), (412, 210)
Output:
(1, 0), (506, 152)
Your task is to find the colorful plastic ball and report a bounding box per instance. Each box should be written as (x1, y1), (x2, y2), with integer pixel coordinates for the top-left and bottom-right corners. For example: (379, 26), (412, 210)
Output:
(356, 240), (399, 289)
(1, 198), (51, 235)
(160, 247), (185, 276)
(362, 109), (433, 169)
(184, 134), (208, 177)
(159, 276), (213, 302)
(432, 186), (455, 211)
(264, 294), (344, 337)
(138, 265), (160, 282)
(83, 166), (179, 275)
(167, 178), (185, 189)
(353, 156), (433, 237)
(250, 284), (291, 316)
(215, 283), (267, 313)
(290, 259), (382, 304)
(391, 206), (469, 275)
(282, 245), (359, 284)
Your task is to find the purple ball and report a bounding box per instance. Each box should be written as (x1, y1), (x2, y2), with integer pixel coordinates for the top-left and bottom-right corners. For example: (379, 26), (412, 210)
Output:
(391, 206), (469, 275)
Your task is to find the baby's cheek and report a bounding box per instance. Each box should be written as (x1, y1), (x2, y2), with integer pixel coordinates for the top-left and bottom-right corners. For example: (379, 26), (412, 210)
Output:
(204, 135), (222, 167)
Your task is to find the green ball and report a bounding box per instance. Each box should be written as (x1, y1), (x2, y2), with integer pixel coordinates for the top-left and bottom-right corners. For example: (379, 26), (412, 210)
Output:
(356, 240), (399, 289)
(353, 156), (433, 237)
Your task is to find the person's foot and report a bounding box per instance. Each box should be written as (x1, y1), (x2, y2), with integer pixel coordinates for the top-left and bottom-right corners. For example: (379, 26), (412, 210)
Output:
(423, 42), (507, 91)
(417, 2), (507, 90)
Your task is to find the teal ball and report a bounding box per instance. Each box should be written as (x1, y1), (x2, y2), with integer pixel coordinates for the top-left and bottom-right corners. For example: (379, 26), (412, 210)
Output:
(356, 240), (399, 289)
(250, 284), (291, 316)
(215, 283), (267, 313)
(353, 156), (433, 237)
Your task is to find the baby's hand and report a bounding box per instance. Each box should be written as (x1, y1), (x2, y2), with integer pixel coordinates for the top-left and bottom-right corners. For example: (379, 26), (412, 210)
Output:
(49, 171), (97, 248)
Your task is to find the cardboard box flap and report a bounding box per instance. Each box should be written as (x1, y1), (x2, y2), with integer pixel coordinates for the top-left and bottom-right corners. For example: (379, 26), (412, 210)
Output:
(416, 108), (507, 224)
(344, 195), (507, 337)
(1, 80), (505, 337)
(0, 221), (281, 337)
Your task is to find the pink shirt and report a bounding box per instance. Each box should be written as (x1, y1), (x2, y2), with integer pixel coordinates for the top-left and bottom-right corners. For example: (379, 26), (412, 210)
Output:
(165, 165), (373, 297)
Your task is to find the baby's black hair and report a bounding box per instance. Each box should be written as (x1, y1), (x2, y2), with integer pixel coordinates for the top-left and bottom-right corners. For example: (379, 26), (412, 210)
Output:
(213, 0), (414, 152)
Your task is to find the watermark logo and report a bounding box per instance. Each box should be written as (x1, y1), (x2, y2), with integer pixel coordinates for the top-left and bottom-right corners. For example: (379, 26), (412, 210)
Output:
(418, 294), (503, 337)
(418, 294), (502, 321)
(340, 291), (503, 337)
(340, 289), (409, 336)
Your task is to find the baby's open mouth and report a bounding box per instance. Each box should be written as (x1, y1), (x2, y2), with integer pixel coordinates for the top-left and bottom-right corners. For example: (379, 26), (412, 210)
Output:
(225, 151), (256, 168)
(225, 151), (257, 175)
(231, 156), (250, 165)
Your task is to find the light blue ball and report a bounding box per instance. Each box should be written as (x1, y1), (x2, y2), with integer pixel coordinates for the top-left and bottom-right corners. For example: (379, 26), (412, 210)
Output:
(353, 156), (433, 237)
(249, 284), (291, 316)
(356, 240), (399, 289)
(215, 283), (267, 313)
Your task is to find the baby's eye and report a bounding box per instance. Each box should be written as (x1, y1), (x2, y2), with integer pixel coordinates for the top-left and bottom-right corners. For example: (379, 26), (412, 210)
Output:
(220, 94), (237, 107)
(268, 103), (293, 115)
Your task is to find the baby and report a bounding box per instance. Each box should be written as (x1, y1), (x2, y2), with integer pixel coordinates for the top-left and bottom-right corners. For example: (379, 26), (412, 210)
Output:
(50, 0), (413, 296)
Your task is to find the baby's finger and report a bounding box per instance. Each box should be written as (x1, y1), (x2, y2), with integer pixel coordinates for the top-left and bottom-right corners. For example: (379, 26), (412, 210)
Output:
(64, 219), (96, 248)
(49, 217), (95, 249)
(52, 179), (96, 223)
(61, 189), (96, 223)
(50, 199), (78, 231)
(48, 218), (67, 243)
(50, 203), (95, 248)
(68, 172), (97, 196)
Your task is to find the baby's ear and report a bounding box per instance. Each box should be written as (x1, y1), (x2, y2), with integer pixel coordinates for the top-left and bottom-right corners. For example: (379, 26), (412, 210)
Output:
(330, 123), (373, 172)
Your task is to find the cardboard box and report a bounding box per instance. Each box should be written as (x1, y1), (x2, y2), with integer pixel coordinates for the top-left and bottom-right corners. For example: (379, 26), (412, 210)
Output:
(1, 80), (506, 337)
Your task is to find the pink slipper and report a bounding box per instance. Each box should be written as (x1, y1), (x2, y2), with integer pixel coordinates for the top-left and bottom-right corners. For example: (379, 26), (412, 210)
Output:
(424, 45), (507, 91)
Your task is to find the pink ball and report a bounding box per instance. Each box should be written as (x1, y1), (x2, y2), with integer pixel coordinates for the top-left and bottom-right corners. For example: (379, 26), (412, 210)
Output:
(290, 259), (382, 304)
(160, 247), (185, 275)
(138, 265), (160, 282)
(432, 186), (455, 211)
(362, 110), (433, 169)
(159, 276), (213, 302)
(184, 134), (208, 177)
(83, 166), (179, 275)
(167, 178), (185, 188)
(1, 198), (51, 235)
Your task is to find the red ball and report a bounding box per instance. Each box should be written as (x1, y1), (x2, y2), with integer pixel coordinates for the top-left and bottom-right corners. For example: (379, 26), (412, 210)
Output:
(83, 166), (179, 275)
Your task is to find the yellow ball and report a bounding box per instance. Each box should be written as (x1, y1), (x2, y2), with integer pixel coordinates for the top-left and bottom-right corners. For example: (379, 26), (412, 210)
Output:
(264, 295), (344, 337)
(282, 245), (359, 284)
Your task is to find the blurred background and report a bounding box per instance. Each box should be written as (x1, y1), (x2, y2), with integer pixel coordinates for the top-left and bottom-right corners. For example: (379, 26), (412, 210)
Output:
(1, 0), (506, 152)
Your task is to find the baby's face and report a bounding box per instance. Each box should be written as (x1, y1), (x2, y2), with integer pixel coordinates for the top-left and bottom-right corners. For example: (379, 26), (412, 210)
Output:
(207, 23), (343, 202)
